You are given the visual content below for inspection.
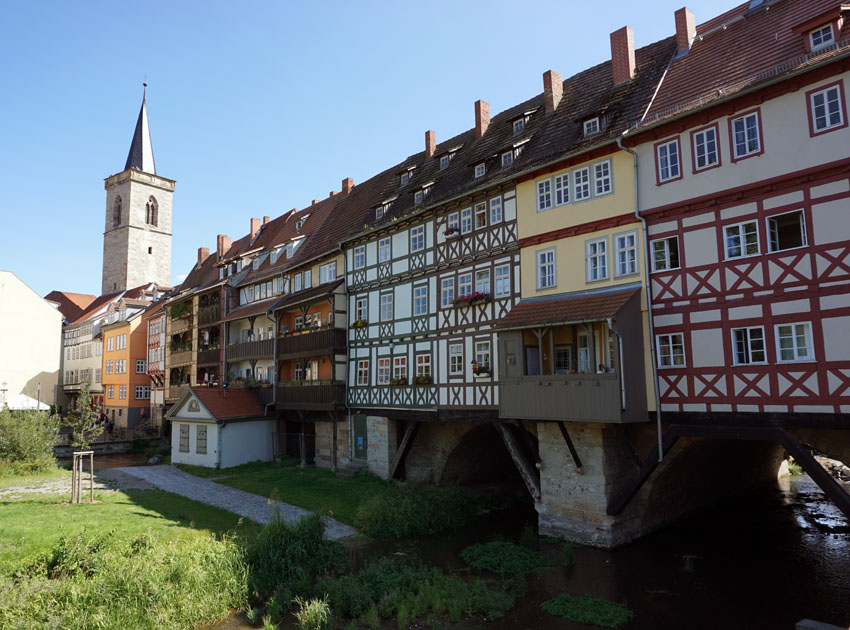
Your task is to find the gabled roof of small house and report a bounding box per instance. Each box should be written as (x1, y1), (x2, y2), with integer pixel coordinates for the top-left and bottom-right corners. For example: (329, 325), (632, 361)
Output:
(169, 387), (266, 422)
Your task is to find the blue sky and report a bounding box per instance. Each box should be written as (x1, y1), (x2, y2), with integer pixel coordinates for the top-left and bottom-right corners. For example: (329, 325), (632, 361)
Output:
(0, 0), (733, 298)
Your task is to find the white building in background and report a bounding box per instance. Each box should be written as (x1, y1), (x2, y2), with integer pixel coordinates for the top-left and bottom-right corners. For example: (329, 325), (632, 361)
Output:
(0, 271), (63, 407)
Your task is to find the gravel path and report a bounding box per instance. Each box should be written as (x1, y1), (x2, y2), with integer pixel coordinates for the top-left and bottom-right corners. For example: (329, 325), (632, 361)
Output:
(117, 465), (357, 540)
(0, 469), (154, 498)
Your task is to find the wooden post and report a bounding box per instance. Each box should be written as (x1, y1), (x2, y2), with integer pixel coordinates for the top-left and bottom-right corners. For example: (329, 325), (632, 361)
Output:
(70, 453), (76, 504)
(89, 452), (94, 503)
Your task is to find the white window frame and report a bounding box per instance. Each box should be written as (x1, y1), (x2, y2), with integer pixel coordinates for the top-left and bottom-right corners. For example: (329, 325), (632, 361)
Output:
(494, 264), (510, 298)
(573, 166), (590, 201)
(304, 269), (313, 288)
(447, 212), (459, 232)
(355, 297), (368, 322)
(439, 154), (450, 170)
(136, 359), (146, 374)
(458, 273), (472, 297)
(378, 237), (391, 262)
(474, 163), (486, 178)
(513, 118), (525, 134)
(475, 269), (491, 294)
(461, 207), (472, 234)
(692, 126), (718, 171)
(656, 333), (686, 368)
(449, 343), (464, 375)
(724, 220), (759, 259)
(320, 262), (335, 284)
(474, 202), (487, 229)
(586, 237), (609, 282)
(489, 197), (503, 224)
(536, 179), (552, 212)
(594, 159), (612, 196)
(537, 248), (556, 289)
(294, 273), (302, 292)
(656, 139), (680, 182)
(357, 360), (369, 386)
(393, 356), (407, 380)
(731, 326), (766, 365)
(731, 111), (761, 158)
(400, 171), (409, 186)
(134, 385), (151, 400)
(583, 117), (600, 136)
(414, 190), (424, 205)
(554, 173), (569, 206)
(650, 236), (680, 272)
(809, 84), (844, 133)
(441, 278), (455, 307)
(410, 225), (425, 252)
(767, 209), (807, 253)
(377, 358), (391, 385)
(614, 230), (638, 277)
(775, 322), (814, 363)
(501, 151), (513, 167)
(380, 293), (393, 322)
(416, 354), (431, 378)
(475, 340), (491, 369)
(413, 285), (428, 316)
(810, 24), (834, 50)
(353, 245), (366, 269)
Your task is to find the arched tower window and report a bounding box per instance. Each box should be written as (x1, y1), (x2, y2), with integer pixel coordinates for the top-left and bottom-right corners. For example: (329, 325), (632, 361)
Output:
(112, 196), (122, 228)
(145, 196), (158, 227)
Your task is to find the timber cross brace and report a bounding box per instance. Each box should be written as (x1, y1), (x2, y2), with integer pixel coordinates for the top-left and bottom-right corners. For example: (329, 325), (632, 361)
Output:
(606, 425), (850, 521)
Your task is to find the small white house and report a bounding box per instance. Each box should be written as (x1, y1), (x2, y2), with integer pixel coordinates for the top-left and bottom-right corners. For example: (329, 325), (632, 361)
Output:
(167, 387), (275, 468)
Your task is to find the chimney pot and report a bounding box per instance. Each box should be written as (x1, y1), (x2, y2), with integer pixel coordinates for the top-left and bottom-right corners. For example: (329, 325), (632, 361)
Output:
(197, 247), (209, 266)
(312, 200), (318, 205)
(250, 217), (261, 239)
(675, 8), (696, 54)
(263, 216), (270, 224)
(425, 130), (436, 159)
(543, 70), (563, 113)
(342, 177), (354, 194)
(610, 26), (636, 85)
(216, 234), (232, 260)
(475, 100), (490, 139)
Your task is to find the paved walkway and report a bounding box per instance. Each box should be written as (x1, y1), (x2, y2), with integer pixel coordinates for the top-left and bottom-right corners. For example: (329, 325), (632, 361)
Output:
(117, 465), (357, 540)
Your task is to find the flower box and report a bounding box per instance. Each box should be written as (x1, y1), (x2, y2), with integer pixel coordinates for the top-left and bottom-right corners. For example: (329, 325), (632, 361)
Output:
(473, 365), (492, 377)
(444, 227), (460, 238)
(452, 292), (491, 307)
(389, 378), (408, 386)
(349, 319), (368, 329)
(412, 375), (433, 385)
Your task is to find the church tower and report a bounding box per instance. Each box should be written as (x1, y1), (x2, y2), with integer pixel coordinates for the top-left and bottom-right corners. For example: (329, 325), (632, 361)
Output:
(102, 85), (175, 294)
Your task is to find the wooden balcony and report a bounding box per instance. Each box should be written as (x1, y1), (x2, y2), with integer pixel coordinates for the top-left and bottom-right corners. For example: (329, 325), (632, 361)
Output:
(499, 374), (626, 423)
(198, 305), (221, 326)
(170, 349), (193, 366)
(276, 382), (345, 411)
(228, 338), (274, 361)
(166, 385), (189, 401)
(277, 327), (346, 360)
(197, 347), (220, 365)
(170, 316), (192, 334)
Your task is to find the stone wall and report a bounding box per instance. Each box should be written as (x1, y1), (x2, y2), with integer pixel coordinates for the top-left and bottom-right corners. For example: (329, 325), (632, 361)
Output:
(314, 416), (351, 470)
(365, 416), (397, 478)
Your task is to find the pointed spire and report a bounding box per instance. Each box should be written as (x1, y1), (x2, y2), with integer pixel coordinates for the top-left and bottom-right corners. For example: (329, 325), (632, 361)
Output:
(124, 83), (156, 174)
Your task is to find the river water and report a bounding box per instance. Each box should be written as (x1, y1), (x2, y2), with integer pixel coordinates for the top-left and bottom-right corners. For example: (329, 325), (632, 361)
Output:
(205, 473), (850, 629)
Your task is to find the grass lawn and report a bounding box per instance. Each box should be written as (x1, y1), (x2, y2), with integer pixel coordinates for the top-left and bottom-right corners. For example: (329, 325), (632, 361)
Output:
(177, 460), (401, 526)
(0, 467), (69, 488)
(0, 487), (258, 573)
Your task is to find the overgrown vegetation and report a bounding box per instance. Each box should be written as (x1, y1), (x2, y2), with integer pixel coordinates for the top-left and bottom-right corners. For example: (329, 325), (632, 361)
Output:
(293, 596), (333, 630)
(788, 459), (803, 476)
(66, 383), (102, 450)
(0, 407), (60, 477)
(460, 540), (552, 576)
(541, 593), (634, 628)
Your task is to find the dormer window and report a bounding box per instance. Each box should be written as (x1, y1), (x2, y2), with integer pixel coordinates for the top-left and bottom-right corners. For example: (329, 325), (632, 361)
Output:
(810, 24), (834, 49)
(501, 151), (513, 167)
(584, 117), (600, 136)
(400, 171), (410, 186)
(474, 163), (486, 178)
(414, 190), (423, 205)
(513, 118), (525, 134)
(296, 214), (309, 231)
(439, 155), (450, 170)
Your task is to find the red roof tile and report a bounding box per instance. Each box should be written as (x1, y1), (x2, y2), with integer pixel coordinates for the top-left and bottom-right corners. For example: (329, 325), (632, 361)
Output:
(223, 298), (278, 322)
(494, 287), (640, 330)
(190, 387), (265, 420)
(44, 290), (96, 322)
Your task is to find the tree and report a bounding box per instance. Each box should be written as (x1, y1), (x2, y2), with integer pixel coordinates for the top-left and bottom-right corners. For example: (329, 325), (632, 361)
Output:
(67, 381), (103, 450)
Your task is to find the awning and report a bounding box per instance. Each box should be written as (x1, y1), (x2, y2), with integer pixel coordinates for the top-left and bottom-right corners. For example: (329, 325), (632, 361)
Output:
(494, 285), (640, 331)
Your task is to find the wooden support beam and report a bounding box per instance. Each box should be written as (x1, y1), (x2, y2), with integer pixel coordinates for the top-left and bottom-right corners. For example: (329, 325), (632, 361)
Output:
(558, 421), (583, 471)
(607, 428), (681, 516)
(518, 421), (542, 465)
(777, 428), (850, 522)
(389, 421), (420, 480)
(496, 423), (541, 502)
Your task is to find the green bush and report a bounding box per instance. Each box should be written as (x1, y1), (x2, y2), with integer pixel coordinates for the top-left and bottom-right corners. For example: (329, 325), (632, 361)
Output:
(0, 408), (60, 477)
(353, 483), (474, 538)
(243, 512), (345, 601)
(541, 593), (634, 628)
(460, 541), (552, 576)
(294, 596), (333, 630)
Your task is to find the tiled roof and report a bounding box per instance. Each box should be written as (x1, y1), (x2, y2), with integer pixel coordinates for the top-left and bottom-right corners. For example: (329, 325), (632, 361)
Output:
(271, 278), (345, 313)
(43, 290), (96, 322)
(223, 297), (278, 322)
(68, 291), (123, 325)
(642, 0), (848, 124)
(494, 286), (640, 330)
(190, 387), (265, 420)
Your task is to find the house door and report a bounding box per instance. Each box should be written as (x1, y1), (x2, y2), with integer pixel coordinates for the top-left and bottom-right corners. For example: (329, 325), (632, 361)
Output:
(526, 346), (540, 375)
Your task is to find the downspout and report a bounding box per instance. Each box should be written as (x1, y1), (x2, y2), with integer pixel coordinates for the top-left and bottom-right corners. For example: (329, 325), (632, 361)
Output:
(265, 306), (277, 439)
(606, 318), (626, 411)
(339, 242), (353, 463)
(617, 134), (664, 462)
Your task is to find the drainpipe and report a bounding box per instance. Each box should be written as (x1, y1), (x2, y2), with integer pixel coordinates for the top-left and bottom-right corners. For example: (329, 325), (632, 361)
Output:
(617, 134), (664, 462)
(339, 242), (354, 463)
(265, 302), (278, 458)
(606, 318), (626, 411)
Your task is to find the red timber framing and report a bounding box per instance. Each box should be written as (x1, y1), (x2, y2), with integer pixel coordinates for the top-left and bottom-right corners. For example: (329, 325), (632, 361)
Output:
(644, 160), (850, 418)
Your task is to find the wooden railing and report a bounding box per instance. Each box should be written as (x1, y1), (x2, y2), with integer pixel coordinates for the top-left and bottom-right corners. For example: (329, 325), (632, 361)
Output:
(166, 385), (189, 401)
(228, 338), (274, 361)
(169, 316), (192, 334)
(499, 374), (623, 423)
(169, 349), (193, 366)
(276, 382), (345, 410)
(198, 305), (221, 326)
(277, 327), (346, 360)
(197, 348), (220, 364)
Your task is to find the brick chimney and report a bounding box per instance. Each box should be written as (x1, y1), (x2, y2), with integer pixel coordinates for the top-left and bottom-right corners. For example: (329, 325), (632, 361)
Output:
(475, 100), (490, 139)
(342, 177), (354, 194)
(543, 70), (563, 113)
(197, 247), (210, 266)
(216, 234), (232, 260)
(250, 218), (261, 240)
(312, 200), (318, 205)
(610, 26), (636, 85)
(263, 216), (270, 224)
(675, 7), (696, 55)
(425, 130), (436, 159)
